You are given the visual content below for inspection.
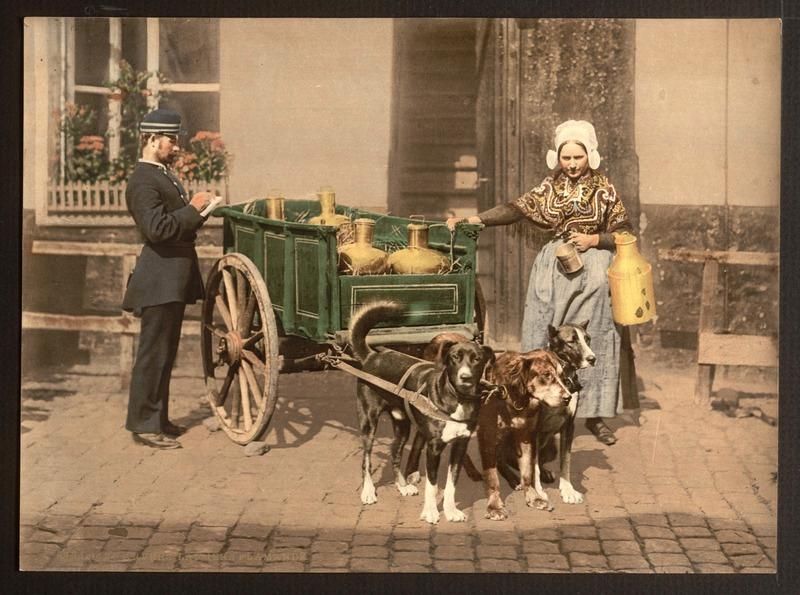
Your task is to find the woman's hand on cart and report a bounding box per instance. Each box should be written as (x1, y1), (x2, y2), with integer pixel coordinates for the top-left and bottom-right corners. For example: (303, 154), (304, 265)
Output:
(446, 215), (484, 231)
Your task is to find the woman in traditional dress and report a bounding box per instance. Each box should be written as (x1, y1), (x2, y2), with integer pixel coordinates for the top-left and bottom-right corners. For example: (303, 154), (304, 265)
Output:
(448, 119), (638, 445)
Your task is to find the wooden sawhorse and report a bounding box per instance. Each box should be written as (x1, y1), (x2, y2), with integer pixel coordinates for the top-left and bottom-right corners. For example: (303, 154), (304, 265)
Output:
(658, 248), (778, 406)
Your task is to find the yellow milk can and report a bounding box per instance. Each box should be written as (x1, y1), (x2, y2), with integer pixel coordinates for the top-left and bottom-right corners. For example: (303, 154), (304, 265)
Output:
(264, 190), (285, 220)
(387, 222), (450, 274)
(307, 186), (352, 227)
(338, 218), (389, 275)
(606, 232), (656, 325)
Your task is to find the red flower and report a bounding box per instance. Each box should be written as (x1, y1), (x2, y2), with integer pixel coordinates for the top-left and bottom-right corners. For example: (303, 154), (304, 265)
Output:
(76, 135), (105, 152)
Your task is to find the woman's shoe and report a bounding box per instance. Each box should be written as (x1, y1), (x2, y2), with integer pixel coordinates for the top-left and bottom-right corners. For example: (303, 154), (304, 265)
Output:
(131, 432), (182, 449)
(585, 418), (617, 445)
(163, 421), (187, 437)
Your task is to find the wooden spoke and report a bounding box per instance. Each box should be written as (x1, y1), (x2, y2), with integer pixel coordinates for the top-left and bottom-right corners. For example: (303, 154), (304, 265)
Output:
(241, 360), (264, 413)
(203, 323), (228, 340)
(242, 349), (266, 375)
(239, 291), (257, 335)
(242, 330), (264, 350)
(230, 373), (241, 427)
(238, 368), (253, 431)
(222, 268), (239, 330)
(214, 294), (234, 331)
(215, 363), (237, 406)
(236, 268), (248, 331)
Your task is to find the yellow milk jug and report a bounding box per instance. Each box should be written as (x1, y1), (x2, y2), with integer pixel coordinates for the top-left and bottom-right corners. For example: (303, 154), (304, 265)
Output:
(607, 232), (656, 325)
(307, 186), (351, 227)
(338, 218), (389, 275)
(387, 222), (450, 274)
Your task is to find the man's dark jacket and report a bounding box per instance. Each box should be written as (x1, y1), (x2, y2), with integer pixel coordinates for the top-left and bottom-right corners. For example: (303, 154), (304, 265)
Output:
(122, 161), (205, 313)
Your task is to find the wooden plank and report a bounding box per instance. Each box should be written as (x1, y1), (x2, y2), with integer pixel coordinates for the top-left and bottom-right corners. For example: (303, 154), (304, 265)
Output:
(32, 240), (223, 259)
(22, 311), (202, 336)
(695, 364), (715, 407)
(400, 117), (476, 145)
(658, 248), (779, 267)
(402, 72), (477, 96)
(400, 144), (477, 168)
(400, 52), (475, 74)
(697, 259), (719, 333)
(401, 95), (476, 118)
(694, 259), (719, 405)
(400, 171), (478, 194)
(698, 332), (778, 368)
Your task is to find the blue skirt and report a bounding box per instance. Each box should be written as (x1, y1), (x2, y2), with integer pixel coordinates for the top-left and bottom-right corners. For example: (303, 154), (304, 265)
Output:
(521, 239), (623, 419)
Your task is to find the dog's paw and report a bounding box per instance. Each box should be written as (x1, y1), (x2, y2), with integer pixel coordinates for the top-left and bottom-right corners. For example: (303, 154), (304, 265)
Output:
(526, 487), (552, 511)
(397, 482), (419, 497)
(442, 421), (471, 443)
(420, 505), (440, 525)
(485, 507), (508, 521)
(360, 483), (378, 505)
(444, 505), (467, 522)
(559, 480), (584, 504)
(406, 471), (421, 485)
(513, 482), (524, 491)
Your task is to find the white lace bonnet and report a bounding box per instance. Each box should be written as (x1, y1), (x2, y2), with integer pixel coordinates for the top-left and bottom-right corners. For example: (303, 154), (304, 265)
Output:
(545, 120), (602, 170)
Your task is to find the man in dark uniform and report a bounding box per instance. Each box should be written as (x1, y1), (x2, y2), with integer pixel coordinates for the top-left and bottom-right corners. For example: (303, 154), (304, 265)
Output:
(122, 108), (213, 449)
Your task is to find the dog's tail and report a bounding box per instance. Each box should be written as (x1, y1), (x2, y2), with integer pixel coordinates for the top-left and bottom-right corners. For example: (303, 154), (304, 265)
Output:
(349, 301), (404, 361)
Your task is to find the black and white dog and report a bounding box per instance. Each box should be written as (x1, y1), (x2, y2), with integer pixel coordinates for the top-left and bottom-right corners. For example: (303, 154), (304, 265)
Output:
(350, 301), (494, 524)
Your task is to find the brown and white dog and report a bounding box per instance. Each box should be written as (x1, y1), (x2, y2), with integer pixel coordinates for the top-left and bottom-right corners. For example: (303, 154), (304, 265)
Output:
(476, 349), (571, 520)
(349, 303), (494, 524)
(534, 321), (596, 508)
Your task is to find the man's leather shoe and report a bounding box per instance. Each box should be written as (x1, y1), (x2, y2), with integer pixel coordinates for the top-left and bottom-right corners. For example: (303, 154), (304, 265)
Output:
(163, 422), (187, 437)
(132, 432), (182, 449)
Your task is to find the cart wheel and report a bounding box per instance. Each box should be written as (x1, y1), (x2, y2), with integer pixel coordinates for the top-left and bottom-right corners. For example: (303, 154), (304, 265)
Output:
(474, 279), (487, 342)
(201, 253), (280, 445)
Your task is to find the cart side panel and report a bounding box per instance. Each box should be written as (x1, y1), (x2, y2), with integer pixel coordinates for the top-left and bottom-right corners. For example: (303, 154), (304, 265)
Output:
(263, 230), (286, 314)
(289, 226), (338, 342)
(339, 273), (471, 329)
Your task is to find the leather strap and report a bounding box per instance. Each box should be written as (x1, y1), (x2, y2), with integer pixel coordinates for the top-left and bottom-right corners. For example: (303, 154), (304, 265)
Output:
(398, 361), (432, 425)
(331, 359), (452, 423)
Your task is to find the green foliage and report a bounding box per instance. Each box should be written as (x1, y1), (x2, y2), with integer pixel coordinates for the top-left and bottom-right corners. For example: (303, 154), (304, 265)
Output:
(174, 131), (232, 183)
(57, 104), (109, 183)
(105, 60), (169, 183)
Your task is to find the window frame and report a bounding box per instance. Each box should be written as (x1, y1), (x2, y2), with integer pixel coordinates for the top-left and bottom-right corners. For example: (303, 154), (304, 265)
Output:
(61, 16), (221, 174)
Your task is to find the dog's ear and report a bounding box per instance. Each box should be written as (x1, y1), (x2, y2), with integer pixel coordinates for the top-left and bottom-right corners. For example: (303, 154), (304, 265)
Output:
(437, 340), (462, 364)
(578, 320), (590, 331)
(481, 345), (496, 366)
(548, 324), (558, 338)
(498, 355), (526, 394)
(515, 353), (540, 391)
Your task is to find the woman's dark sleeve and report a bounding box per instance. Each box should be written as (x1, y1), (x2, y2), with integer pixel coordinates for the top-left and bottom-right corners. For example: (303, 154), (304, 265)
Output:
(595, 178), (634, 250)
(596, 220), (634, 250)
(476, 203), (525, 227)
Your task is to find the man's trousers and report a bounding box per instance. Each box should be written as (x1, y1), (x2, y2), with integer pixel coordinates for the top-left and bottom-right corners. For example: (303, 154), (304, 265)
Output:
(125, 302), (186, 434)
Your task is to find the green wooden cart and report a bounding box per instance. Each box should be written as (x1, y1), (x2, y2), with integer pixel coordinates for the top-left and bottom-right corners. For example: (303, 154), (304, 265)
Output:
(202, 199), (485, 444)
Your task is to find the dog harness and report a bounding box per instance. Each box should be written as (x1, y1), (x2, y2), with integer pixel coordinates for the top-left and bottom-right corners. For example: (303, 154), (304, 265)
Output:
(326, 358), (453, 423)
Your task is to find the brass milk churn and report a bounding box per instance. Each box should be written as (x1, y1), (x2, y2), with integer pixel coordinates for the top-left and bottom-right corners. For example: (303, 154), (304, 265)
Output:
(338, 218), (389, 275)
(307, 186), (352, 227)
(388, 222), (450, 274)
(264, 190), (285, 220)
(607, 232), (656, 325)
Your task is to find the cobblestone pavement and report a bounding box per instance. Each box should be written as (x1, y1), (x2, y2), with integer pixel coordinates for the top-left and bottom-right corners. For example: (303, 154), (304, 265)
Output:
(19, 348), (777, 574)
